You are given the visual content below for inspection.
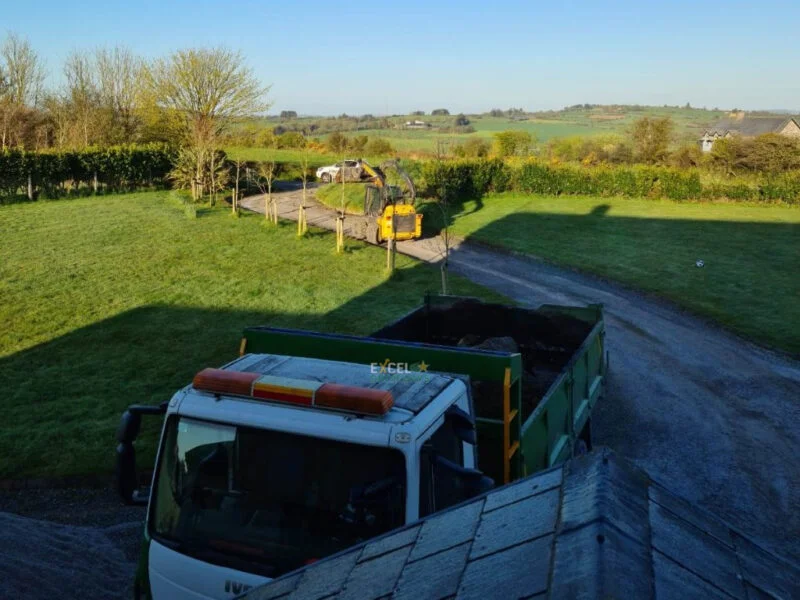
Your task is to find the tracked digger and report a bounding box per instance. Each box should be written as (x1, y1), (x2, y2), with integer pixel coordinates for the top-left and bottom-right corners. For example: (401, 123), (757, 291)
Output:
(357, 159), (422, 244)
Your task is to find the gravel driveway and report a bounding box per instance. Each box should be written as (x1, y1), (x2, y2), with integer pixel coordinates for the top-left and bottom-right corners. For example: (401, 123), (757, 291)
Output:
(0, 487), (145, 599)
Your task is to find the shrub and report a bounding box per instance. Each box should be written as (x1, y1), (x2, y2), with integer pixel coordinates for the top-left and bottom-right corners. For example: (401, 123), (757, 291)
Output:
(494, 130), (534, 158)
(349, 135), (369, 154)
(0, 144), (176, 201)
(739, 134), (800, 173)
(327, 132), (348, 153)
(276, 131), (306, 149)
(453, 138), (491, 158)
(630, 117), (674, 164)
(364, 138), (394, 155)
(670, 144), (704, 169)
(422, 159), (513, 201)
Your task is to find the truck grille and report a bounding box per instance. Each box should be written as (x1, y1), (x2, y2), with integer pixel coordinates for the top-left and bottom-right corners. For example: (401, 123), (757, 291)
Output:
(394, 215), (416, 233)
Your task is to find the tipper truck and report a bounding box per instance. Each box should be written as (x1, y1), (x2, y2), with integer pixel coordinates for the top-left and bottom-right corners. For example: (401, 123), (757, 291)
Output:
(116, 296), (606, 599)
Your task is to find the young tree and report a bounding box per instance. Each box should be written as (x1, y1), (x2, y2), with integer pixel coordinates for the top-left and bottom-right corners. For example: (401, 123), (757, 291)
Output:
(630, 117), (674, 164)
(298, 143), (310, 236)
(231, 158), (246, 215)
(257, 158), (278, 224)
(146, 48), (269, 199)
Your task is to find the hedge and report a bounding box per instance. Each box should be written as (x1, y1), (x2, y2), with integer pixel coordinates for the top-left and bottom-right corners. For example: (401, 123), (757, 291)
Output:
(0, 144), (176, 201)
(420, 159), (799, 204)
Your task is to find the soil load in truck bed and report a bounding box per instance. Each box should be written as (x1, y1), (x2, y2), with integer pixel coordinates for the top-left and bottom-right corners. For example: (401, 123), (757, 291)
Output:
(372, 298), (594, 422)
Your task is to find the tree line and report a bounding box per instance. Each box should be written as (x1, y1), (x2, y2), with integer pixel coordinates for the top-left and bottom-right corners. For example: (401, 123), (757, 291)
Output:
(0, 32), (268, 201)
(450, 117), (800, 176)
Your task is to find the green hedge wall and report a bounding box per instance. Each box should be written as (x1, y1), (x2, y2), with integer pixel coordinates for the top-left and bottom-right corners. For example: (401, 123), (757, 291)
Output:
(419, 159), (799, 204)
(0, 144), (176, 200)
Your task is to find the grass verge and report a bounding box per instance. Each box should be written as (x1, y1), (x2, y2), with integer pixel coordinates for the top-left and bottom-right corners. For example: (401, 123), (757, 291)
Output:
(315, 183), (366, 214)
(0, 192), (502, 478)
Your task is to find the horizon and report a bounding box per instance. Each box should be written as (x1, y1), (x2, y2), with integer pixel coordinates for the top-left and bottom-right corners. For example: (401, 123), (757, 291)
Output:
(3, 0), (800, 115)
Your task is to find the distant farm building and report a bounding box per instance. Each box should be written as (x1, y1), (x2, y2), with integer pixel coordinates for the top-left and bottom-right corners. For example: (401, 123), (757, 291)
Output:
(699, 115), (800, 152)
(403, 120), (430, 129)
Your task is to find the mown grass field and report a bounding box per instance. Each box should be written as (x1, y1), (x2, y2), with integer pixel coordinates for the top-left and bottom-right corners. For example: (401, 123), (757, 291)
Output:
(0, 192), (500, 479)
(434, 193), (800, 354)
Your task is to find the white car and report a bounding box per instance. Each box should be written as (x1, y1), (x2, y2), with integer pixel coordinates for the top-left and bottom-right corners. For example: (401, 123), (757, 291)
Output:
(316, 159), (360, 183)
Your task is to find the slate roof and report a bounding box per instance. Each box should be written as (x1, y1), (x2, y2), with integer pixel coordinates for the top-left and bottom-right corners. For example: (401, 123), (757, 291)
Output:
(703, 117), (799, 137)
(241, 448), (800, 600)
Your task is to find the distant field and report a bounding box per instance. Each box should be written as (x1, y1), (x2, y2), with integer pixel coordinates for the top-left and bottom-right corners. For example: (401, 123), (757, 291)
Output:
(436, 193), (800, 354)
(239, 107), (728, 158)
(0, 192), (500, 479)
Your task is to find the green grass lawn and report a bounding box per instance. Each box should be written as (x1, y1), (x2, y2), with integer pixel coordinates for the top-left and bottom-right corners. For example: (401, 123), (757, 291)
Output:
(439, 193), (800, 355)
(0, 192), (500, 479)
(316, 182), (366, 214)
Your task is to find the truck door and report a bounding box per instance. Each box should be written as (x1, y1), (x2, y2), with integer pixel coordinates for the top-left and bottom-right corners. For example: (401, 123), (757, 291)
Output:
(418, 419), (466, 518)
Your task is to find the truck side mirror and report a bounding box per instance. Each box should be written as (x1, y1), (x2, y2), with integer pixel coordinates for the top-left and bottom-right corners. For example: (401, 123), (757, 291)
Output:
(114, 403), (167, 506)
(116, 409), (142, 444)
(431, 453), (494, 499)
(445, 405), (477, 445)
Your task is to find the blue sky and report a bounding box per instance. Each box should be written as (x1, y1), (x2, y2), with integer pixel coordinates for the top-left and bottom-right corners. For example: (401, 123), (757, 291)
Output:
(3, 0), (799, 115)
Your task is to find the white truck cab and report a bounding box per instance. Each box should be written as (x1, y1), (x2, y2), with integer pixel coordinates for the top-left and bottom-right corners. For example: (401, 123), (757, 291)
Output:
(119, 352), (489, 600)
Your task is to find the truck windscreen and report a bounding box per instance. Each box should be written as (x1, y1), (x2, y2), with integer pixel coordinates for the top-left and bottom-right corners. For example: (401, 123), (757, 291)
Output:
(149, 416), (406, 578)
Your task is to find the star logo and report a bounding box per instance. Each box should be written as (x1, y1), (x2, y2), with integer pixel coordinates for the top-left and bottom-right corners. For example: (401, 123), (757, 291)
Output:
(418, 361), (429, 372)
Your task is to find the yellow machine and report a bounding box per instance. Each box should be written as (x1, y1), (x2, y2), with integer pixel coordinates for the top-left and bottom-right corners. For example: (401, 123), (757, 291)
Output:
(360, 160), (422, 244)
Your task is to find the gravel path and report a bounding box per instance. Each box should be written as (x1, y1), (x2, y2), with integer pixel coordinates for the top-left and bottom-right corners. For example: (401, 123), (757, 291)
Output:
(243, 187), (800, 562)
(0, 487), (145, 599)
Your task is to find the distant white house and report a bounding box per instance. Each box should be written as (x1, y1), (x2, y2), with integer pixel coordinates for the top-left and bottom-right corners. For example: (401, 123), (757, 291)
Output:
(699, 114), (800, 152)
(403, 120), (430, 129)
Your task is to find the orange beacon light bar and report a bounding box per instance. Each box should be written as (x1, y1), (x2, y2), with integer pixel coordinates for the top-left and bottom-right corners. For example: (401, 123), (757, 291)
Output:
(192, 368), (393, 416)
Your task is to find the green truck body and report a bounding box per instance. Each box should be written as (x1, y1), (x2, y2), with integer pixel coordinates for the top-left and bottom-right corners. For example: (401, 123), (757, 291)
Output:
(241, 295), (607, 485)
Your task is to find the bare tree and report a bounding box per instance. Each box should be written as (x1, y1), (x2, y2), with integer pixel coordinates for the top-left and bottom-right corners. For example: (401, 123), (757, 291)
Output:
(147, 47), (270, 197)
(298, 143), (310, 235)
(95, 46), (142, 143)
(432, 148), (451, 293)
(0, 32), (46, 149)
(64, 50), (99, 147)
(438, 199), (452, 295)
